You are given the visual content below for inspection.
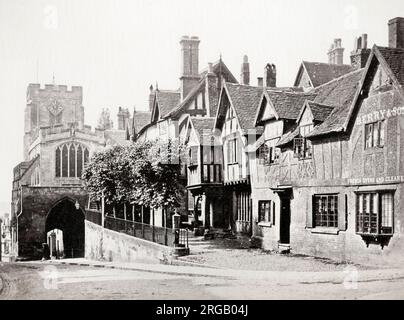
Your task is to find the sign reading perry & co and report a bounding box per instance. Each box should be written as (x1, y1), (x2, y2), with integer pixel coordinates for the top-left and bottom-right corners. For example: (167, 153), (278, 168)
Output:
(356, 106), (404, 126)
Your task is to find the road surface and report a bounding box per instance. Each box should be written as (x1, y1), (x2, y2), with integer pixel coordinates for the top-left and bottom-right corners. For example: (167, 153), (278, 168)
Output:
(1, 261), (404, 299)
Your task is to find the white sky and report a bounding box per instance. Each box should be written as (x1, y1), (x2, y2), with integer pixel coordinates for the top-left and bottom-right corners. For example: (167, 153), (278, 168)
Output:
(0, 0), (403, 214)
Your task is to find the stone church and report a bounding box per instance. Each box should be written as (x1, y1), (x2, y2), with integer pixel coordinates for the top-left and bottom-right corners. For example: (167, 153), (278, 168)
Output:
(11, 83), (132, 258)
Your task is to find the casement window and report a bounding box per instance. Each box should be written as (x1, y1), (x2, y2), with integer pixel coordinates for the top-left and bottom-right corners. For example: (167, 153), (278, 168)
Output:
(257, 142), (280, 165)
(313, 194), (338, 228)
(365, 121), (385, 149)
(356, 192), (394, 235)
(258, 200), (275, 224)
(55, 143), (89, 178)
(227, 139), (238, 164)
(202, 143), (222, 183)
(293, 137), (312, 159)
(188, 146), (198, 166)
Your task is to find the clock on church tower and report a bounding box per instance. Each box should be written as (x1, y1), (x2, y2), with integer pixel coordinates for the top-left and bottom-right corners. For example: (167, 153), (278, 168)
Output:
(47, 97), (64, 116)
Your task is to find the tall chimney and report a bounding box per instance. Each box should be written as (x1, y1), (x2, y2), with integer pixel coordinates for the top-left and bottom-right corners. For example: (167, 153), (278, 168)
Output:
(117, 107), (130, 130)
(265, 63), (276, 87)
(350, 34), (371, 70)
(388, 17), (404, 49)
(240, 55), (250, 85)
(257, 77), (263, 87)
(328, 38), (345, 65)
(180, 36), (200, 100)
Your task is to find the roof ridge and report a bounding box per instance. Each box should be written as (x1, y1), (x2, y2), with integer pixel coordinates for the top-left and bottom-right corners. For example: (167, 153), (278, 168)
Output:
(376, 45), (404, 53)
(226, 82), (262, 89)
(302, 60), (353, 67)
(310, 68), (364, 91)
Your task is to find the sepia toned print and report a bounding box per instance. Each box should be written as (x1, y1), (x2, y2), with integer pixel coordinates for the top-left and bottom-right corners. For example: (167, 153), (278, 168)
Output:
(1, 0), (404, 301)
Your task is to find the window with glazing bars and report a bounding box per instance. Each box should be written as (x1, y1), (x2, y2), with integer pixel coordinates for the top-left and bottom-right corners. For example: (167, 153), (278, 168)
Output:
(365, 121), (385, 149)
(356, 192), (393, 235)
(313, 194), (338, 228)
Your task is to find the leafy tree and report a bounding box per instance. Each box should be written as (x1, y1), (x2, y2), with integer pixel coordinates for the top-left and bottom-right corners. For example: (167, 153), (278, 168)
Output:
(82, 139), (185, 214)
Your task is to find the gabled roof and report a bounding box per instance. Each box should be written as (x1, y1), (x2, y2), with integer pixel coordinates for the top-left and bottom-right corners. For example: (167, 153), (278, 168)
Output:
(265, 90), (317, 120)
(215, 82), (264, 132)
(152, 90), (181, 121)
(294, 61), (354, 88)
(199, 59), (238, 83)
(131, 111), (152, 135)
(376, 46), (404, 89)
(166, 79), (206, 118)
(296, 100), (335, 124)
(305, 68), (365, 138)
(255, 89), (316, 124)
(166, 59), (237, 119)
(191, 117), (215, 137)
(307, 45), (404, 139)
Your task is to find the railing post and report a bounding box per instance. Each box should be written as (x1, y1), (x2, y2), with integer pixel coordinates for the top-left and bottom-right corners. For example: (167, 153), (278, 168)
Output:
(152, 209), (155, 242)
(141, 206), (144, 239)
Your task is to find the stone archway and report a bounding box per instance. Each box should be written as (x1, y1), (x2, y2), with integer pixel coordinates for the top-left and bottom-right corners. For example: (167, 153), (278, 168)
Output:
(45, 198), (85, 258)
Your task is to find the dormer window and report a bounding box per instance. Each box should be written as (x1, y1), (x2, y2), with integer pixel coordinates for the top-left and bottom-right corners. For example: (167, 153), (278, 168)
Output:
(293, 125), (313, 160)
(257, 142), (280, 165)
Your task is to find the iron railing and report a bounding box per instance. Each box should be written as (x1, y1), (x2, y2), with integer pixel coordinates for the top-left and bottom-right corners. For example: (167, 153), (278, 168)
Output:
(104, 216), (188, 248)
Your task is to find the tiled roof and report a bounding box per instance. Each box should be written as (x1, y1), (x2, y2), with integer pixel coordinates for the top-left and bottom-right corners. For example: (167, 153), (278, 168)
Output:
(376, 46), (404, 88)
(132, 111), (151, 133)
(306, 101), (335, 122)
(156, 90), (181, 118)
(306, 69), (364, 138)
(226, 83), (264, 130)
(300, 61), (354, 87)
(167, 59), (237, 119)
(191, 117), (215, 136)
(266, 90), (317, 120)
(166, 80), (205, 118)
(199, 59), (238, 83)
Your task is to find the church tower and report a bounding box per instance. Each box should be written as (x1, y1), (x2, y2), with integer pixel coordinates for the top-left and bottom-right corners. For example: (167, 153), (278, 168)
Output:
(24, 83), (84, 160)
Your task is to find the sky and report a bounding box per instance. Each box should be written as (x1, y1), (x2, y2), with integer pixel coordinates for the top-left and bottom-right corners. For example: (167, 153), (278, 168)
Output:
(0, 0), (403, 215)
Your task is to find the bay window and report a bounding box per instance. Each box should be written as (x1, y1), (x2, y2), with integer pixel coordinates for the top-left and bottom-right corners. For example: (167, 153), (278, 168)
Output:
(356, 191), (394, 235)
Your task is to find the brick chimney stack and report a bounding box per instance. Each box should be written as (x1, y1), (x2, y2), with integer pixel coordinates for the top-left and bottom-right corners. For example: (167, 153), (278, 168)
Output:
(180, 36), (200, 100)
(240, 55), (250, 85)
(388, 17), (404, 49)
(265, 63), (276, 87)
(350, 34), (371, 69)
(328, 38), (345, 65)
(117, 107), (130, 130)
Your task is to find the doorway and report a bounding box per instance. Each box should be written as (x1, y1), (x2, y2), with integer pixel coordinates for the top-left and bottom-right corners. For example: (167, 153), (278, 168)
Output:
(279, 192), (291, 245)
(45, 198), (85, 258)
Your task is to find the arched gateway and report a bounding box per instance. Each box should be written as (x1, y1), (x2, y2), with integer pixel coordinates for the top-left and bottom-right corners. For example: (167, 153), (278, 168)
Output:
(45, 198), (85, 258)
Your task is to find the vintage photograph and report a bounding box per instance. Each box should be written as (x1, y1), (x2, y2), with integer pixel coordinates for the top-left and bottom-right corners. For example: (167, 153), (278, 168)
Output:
(1, 0), (404, 302)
